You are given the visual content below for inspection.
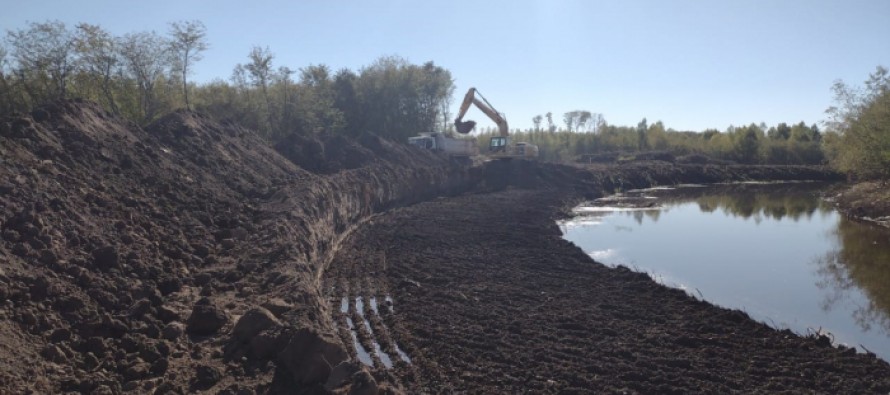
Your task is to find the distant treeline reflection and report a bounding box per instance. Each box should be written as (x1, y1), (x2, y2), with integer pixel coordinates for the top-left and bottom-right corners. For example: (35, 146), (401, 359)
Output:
(620, 183), (833, 224)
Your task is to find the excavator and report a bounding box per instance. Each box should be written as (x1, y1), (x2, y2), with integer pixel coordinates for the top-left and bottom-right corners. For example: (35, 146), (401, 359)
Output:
(454, 87), (539, 159)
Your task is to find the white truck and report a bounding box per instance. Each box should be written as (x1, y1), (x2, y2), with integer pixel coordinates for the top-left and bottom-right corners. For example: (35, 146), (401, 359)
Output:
(408, 132), (479, 158)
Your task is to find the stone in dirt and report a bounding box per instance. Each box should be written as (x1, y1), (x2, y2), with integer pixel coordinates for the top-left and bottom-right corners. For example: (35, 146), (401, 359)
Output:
(277, 327), (348, 385)
(232, 306), (286, 360)
(186, 298), (229, 336)
(192, 364), (221, 390)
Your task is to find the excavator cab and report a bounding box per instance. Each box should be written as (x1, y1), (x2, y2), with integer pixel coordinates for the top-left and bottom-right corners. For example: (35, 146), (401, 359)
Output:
(453, 87), (539, 159)
(489, 136), (508, 153)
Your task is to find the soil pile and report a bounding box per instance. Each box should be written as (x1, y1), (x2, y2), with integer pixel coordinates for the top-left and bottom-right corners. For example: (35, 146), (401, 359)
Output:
(0, 99), (471, 393)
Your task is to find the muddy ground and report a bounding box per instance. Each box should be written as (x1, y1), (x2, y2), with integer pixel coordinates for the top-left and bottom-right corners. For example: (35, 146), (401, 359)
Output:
(325, 170), (890, 394)
(1, 100), (888, 394)
(832, 181), (890, 228)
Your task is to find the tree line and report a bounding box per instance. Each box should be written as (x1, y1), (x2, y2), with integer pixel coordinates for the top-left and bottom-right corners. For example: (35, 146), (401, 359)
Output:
(474, 118), (824, 165)
(0, 20), (454, 143)
(2, 21), (887, 179)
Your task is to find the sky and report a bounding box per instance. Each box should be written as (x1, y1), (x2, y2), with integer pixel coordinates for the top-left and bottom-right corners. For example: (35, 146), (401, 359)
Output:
(3, 0), (889, 132)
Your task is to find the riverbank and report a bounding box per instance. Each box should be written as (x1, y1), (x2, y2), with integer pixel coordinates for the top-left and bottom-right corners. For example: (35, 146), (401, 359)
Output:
(833, 181), (890, 227)
(325, 165), (889, 394)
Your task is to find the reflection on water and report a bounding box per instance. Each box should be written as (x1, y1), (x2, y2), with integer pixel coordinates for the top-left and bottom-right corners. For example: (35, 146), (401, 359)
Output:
(560, 182), (890, 360)
(814, 219), (890, 335)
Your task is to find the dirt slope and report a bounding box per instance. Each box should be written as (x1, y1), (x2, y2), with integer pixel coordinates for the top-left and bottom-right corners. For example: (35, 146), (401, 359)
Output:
(0, 99), (472, 394)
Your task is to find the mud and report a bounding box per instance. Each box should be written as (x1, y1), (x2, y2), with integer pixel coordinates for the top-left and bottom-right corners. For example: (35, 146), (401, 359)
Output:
(2, 99), (884, 394)
(326, 187), (890, 394)
(832, 181), (890, 228)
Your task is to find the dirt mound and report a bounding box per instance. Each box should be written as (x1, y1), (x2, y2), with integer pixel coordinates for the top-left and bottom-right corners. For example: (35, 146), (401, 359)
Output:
(0, 99), (471, 393)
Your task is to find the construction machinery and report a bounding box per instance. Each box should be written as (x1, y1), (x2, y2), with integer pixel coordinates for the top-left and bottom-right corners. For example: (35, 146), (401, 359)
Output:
(407, 132), (479, 158)
(454, 87), (539, 159)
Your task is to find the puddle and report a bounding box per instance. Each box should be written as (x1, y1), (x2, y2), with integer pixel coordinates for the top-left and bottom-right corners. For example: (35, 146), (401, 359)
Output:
(338, 295), (409, 367)
(394, 343), (412, 364)
(356, 296), (395, 368)
(370, 297), (379, 315)
(345, 317), (373, 366)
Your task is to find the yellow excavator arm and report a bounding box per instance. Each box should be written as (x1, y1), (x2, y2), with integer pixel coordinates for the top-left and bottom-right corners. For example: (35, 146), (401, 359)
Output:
(454, 87), (509, 137)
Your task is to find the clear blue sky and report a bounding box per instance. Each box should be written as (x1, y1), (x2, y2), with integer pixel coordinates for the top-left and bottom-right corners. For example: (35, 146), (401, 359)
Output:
(4, 0), (889, 132)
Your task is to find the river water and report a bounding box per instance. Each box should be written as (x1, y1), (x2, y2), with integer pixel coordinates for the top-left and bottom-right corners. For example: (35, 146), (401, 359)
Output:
(559, 182), (890, 361)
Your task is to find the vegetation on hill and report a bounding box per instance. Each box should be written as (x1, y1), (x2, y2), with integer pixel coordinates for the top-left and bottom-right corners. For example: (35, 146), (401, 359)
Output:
(0, 20), (886, 176)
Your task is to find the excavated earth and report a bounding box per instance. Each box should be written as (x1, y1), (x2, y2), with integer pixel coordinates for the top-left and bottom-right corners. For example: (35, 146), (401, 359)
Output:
(1, 100), (888, 394)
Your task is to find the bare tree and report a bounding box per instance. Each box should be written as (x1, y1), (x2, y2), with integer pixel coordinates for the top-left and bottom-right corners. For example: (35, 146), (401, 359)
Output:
(168, 20), (208, 110)
(6, 20), (77, 100)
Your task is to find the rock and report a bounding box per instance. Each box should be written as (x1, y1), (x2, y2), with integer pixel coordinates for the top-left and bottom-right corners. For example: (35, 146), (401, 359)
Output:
(193, 365), (221, 390)
(50, 328), (71, 342)
(161, 322), (185, 340)
(39, 249), (58, 265)
(348, 370), (378, 395)
(157, 305), (180, 323)
(186, 298), (229, 336)
(324, 361), (361, 391)
(124, 362), (150, 381)
(92, 246), (119, 271)
(193, 272), (212, 286)
(157, 277), (182, 296)
(278, 327), (348, 385)
(84, 337), (107, 355)
(220, 239), (236, 250)
(233, 307), (281, 342)
(41, 344), (67, 363)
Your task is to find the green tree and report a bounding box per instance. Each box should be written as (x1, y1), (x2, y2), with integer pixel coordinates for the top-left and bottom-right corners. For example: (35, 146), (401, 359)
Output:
(118, 31), (170, 122)
(73, 23), (121, 114)
(6, 20), (78, 102)
(168, 20), (208, 110)
(824, 66), (890, 179)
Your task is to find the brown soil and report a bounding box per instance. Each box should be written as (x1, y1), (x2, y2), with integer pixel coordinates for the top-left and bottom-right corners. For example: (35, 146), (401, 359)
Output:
(326, 187), (890, 394)
(832, 181), (890, 227)
(2, 99), (885, 394)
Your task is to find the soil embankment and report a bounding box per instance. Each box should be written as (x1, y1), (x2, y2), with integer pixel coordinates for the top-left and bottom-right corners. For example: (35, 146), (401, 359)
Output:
(832, 181), (890, 227)
(0, 100), (473, 393)
(1, 99), (885, 394)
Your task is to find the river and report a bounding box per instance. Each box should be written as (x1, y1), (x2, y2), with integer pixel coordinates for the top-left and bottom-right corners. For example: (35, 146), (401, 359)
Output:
(560, 182), (890, 361)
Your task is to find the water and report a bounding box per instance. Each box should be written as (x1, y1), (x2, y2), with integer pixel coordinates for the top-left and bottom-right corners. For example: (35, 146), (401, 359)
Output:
(560, 182), (890, 361)
(356, 297), (394, 368)
(345, 316), (374, 366)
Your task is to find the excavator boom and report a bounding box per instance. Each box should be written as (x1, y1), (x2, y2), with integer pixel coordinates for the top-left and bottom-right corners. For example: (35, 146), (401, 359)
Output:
(454, 88), (509, 136)
(450, 87), (539, 159)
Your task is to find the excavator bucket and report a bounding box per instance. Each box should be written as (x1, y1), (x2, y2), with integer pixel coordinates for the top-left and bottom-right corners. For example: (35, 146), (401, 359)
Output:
(455, 120), (476, 134)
